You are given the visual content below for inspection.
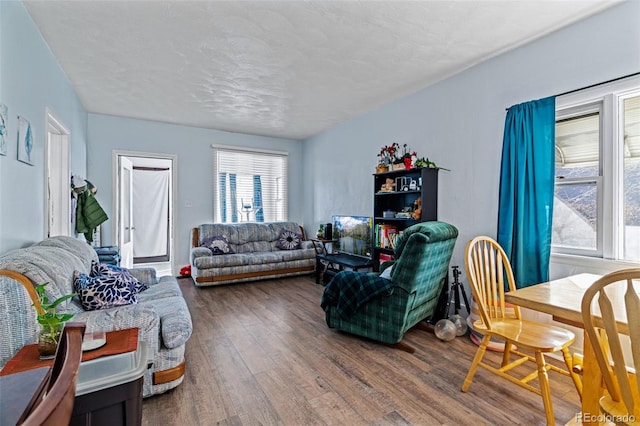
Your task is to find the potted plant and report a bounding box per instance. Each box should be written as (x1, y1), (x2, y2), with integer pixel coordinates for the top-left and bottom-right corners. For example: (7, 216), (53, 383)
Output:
(33, 282), (77, 357)
(377, 143), (399, 173)
(400, 144), (417, 170)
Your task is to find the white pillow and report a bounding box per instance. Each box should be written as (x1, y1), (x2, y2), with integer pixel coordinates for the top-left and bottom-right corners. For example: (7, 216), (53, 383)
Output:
(379, 264), (394, 280)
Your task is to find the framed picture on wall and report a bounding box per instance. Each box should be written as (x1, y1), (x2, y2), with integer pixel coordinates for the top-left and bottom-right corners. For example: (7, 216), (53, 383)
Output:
(17, 115), (34, 165)
(0, 103), (7, 156)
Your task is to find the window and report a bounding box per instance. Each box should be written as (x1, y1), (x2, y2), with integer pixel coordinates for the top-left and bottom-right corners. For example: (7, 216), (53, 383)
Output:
(212, 146), (288, 223)
(552, 76), (640, 261)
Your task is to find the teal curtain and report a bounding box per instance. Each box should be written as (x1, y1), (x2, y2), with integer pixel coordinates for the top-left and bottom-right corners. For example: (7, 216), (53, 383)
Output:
(253, 175), (264, 222)
(497, 96), (556, 288)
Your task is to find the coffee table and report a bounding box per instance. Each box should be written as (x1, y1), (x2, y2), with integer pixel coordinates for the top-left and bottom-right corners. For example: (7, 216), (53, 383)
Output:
(315, 252), (374, 284)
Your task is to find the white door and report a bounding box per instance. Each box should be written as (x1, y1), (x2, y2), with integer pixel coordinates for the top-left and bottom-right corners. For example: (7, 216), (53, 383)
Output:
(44, 111), (70, 237)
(119, 156), (134, 268)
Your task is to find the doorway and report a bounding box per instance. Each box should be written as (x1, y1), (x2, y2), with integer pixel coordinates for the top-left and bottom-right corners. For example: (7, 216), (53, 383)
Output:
(44, 108), (71, 238)
(113, 151), (177, 275)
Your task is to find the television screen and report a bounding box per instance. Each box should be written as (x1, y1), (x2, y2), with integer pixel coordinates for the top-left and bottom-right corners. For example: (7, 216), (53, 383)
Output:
(331, 215), (373, 258)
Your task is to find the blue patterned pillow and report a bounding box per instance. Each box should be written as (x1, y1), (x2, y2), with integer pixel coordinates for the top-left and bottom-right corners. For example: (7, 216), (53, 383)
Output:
(90, 260), (148, 293)
(73, 270), (138, 311)
(201, 235), (234, 255)
(276, 228), (302, 250)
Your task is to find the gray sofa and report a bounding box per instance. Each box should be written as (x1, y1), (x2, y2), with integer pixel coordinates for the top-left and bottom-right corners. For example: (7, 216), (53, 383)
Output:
(190, 221), (316, 286)
(0, 236), (192, 397)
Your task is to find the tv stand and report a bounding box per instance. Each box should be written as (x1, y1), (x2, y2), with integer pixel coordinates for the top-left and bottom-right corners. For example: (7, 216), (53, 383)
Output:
(315, 252), (374, 284)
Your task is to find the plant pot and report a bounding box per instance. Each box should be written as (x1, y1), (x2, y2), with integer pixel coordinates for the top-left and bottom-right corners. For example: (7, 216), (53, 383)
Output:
(376, 164), (389, 173)
(392, 163), (405, 171)
(403, 158), (412, 170)
(38, 325), (63, 358)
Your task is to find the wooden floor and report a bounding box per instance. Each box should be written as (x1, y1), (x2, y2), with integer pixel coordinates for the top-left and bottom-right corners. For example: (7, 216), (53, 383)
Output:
(142, 275), (581, 425)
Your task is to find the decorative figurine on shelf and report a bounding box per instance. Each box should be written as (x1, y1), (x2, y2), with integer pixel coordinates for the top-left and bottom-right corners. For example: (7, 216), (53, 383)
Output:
(380, 178), (395, 193)
(401, 144), (417, 170)
(411, 197), (422, 220)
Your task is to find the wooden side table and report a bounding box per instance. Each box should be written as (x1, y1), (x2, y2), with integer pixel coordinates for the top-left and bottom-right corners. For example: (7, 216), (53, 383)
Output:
(1, 328), (147, 426)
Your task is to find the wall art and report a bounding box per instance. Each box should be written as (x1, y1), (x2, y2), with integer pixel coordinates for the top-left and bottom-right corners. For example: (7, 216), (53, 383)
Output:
(0, 103), (7, 156)
(17, 115), (34, 165)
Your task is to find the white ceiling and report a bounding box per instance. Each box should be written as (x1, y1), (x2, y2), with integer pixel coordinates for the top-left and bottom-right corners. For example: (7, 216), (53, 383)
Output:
(24, 1), (619, 140)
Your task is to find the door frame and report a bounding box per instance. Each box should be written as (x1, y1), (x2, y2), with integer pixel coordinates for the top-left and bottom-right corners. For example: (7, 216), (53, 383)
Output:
(112, 150), (178, 275)
(43, 107), (71, 238)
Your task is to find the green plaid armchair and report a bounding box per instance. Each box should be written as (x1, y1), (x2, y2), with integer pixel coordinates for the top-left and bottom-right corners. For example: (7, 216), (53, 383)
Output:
(321, 221), (458, 344)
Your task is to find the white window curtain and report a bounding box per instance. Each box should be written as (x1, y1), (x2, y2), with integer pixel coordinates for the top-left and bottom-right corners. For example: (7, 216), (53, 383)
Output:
(132, 168), (169, 258)
(212, 145), (288, 223)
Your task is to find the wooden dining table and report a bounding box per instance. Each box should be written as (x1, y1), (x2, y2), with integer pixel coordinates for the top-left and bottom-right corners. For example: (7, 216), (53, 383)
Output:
(504, 272), (633, 424)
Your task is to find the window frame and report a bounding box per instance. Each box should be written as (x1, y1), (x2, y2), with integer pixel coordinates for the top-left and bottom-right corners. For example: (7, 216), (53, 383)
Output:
(554, 102), (604, 257)
(552, 75), (640, 261)
(211, 144), (289, 224)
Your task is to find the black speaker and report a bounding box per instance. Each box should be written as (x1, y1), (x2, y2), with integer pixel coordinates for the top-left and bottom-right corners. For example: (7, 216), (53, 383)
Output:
(324, 223), (332, 240)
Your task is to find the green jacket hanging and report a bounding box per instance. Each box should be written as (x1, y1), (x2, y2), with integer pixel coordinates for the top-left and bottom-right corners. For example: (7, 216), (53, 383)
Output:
(76, 189), (108, 243)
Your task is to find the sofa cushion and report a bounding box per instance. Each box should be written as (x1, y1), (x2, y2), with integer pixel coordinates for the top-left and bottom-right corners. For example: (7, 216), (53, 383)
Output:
(201, 235), (235, 255)
(279, 248), (316, 262)
(136, 280), (182, 302)
(194, 252), (285, 269)
(91, 261), (149, 293)
(73, 271), (138, 311)
(276, 228), (302, 250)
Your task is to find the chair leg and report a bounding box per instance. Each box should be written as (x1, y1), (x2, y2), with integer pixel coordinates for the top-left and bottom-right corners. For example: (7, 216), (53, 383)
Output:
(502, 341), (513, 367)
(461, 334), (490, 392)
(561, 347), (583, 399)
(535, 351), (555, 426)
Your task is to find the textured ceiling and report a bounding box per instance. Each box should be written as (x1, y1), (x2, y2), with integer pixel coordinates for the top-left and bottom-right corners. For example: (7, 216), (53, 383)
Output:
(24, 1), (618, 140)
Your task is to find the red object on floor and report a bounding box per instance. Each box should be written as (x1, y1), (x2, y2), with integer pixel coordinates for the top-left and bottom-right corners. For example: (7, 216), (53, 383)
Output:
(179, 265), (191, 277)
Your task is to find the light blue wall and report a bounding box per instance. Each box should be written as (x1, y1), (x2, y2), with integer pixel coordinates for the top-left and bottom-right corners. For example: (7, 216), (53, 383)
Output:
(87, 114), (304, 267)
(0, 1), (88, 252)
(302, 1), (640, 271)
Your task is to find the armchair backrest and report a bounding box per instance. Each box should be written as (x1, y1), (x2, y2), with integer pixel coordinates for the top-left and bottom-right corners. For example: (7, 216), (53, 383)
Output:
(391, 222), (458, 304)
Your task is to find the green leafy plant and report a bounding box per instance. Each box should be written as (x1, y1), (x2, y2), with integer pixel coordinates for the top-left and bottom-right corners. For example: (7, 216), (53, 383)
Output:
(34, 282), (76, 345)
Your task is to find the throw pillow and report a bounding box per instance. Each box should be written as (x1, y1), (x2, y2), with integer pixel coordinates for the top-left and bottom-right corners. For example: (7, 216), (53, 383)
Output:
(379, 264), (394, 280)
(201, 235), (234, 255)
(276, 228), (302, 250)
(90, 260), (149, 293)
(73, 270), (138, 311)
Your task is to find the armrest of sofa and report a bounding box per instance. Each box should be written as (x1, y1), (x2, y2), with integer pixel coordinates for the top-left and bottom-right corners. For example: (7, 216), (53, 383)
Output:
(129, 267), (159, 286)
(190, 247), (212, 262)
(300, 240), (314, 250)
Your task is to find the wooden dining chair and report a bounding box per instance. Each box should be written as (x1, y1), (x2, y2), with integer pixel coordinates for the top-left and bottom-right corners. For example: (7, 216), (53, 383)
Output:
(19, 322), (85, 426)
(581, 268), (640, 425)
(461, 236), (582, 426)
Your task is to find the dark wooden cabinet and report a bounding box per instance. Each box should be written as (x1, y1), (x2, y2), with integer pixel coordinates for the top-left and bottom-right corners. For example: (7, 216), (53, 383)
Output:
(372, 167), (438, 268)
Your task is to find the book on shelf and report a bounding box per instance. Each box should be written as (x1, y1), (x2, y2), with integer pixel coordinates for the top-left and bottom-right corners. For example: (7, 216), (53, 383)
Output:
(375, 224), (398, 249)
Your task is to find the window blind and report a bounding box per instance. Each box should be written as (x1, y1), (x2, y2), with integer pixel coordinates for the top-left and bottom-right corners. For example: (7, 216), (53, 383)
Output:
(212, 146), (288, 223)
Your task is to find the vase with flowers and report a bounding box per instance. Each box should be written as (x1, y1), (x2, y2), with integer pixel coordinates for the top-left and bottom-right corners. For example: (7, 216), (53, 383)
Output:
(377, 142), (400, 173)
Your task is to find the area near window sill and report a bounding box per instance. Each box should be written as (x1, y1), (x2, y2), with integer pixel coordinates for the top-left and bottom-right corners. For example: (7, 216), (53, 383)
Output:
(550, 252), (640, 279)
